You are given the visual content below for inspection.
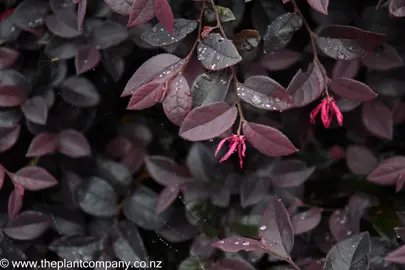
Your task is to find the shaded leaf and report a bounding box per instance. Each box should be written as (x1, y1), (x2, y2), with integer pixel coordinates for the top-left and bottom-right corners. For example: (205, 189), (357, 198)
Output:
(8, 185), (24, 219)
(259, 50), (302, 71)
(8, 166), (58, 191)
(361, 44), (404, 71)
(12, 0), (49, 29)
(90, 21), (128, 49)
(243, 122), (298, 157)
(77, 0), (86, 31)
(346, 145), (377, 175)
(157, 186), (179, 214)
(75, 45), (101, 75)
(0, 47), (19, 69)
(126, 82), (163, 110)
(45, 14), (81, 39)
(270, 159), (315, 188)
(4, 210), (50, 240)
(329, 209), (354, 242)
(307, 0), (329, 15)
(179, 102), (238, 141)
(240, 174), (270, 208)
(59, 76), (100, 107)
(329, 78), (377, 102)
(197, 33), (242, 70)
(362, 101), (393, 140)
(331, 59), (361, 80)
(26, 132), (58, 157)
(145, 155), (190, 187)
(21, 96), (47, 125)
(291, 208), (322, 235)
(153, 0), (174, 34)
(58, 129), (91, 158)
(44, 37), (80, 60)
(0, 125), (20, 152)
(211, 237), (261, 252)
(104, 0), (132, 15)
(389, 0), (405, 17)
(367, 156), (405, 186)
(127, 0), (154, 28)
(0, 85), (24, 107)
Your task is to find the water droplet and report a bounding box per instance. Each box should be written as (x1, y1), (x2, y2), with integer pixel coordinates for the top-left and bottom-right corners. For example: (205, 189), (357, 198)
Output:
(219, 240), (224, 244)
(251, 94), (262, 105)
(242, 241), (249, 246)
(346, 230), (352, 236)
(151, 26), (158, 32)
(260, 225), (267, 231)
(234, 241), (239, 244)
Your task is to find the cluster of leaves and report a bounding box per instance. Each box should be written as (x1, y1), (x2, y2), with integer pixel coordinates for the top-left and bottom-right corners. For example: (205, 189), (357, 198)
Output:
(1, 0), (405, 269)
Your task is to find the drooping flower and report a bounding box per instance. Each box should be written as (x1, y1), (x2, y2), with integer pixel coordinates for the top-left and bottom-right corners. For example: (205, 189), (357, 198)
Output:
(215, 134), (246, 168)
(201, 26), (215, 39)
(310, 96), (343, 128)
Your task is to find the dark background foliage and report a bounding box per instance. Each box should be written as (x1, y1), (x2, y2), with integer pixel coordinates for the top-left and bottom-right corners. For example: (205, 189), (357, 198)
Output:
(1, 0), (405, 269)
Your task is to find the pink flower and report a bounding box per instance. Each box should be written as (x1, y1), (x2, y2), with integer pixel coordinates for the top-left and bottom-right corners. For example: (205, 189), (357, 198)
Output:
(215, 134), (246, 168)
(310, 97), (343, 128)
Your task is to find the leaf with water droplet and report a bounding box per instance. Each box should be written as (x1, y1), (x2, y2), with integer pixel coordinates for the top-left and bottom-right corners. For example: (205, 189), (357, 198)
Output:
(329, 209), (354, 242)
(362, 100), (393, 140)
(329, 78), (377, 102)
(141, 18), (197, 47)
(211, 237), (261, 252)
(316, 25), (385, 60)
(13, 0), (49, 29)
(263, 12), (303, 53)
(291, 208), (322, 235)
(75, 44), (101, 75)
(197, 33), (242, 70)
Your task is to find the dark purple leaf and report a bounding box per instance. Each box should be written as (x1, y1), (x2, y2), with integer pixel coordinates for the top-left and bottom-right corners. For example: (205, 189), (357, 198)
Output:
(389, 0), (405, 17)
(0, 10), (21, 43)
(291, 208), (322, 235)
(0, 125), (20, 152)
(211, 237), (261, 252)
(0, 85), (24, 107)
(101, 52), (124, 82)
(190, 234), (216, 259)
(12, 0), (49, 29)
(90, 21), (128, 49)
(58, 129), (91, 158)
(157, 186), (179, 214)
(367, 156), (405, 188)
(307, 0), (329, 15)
(141, 19), (197, 47)
(197, 33), (242, 70)
(59, 76), (100, 107)
(44, 37), (80, 60)
(324, 232), (371, 269)
(336, 98), (361, 113)
(158, 208), (198, 243)
(263, 13), (303, 53)
(361, 44), (404, 71)
(0, 47), (19, 69)
(316, 25), (385, 60)
(259, 50), (302, 71)
(237, 76), (293, 112)
(0, 108), (22, 128)
(75, 45), (101, 75)
(329, 78), (377, 102)
(243, 122), (298, 157)
(153, 0), (174, 34)
(210, 258), (257, 270)
(26, 132), (58, 157)
(179, 102), (238, 141)
(240, 174), (270, 208)
(162, 75), (192, 126)
(61, 171), (83, 209)
(21, 96), (47, 125)
(331, 59), (361, 79)
(127, 0), (154, 28)
(3, 210), (50, 240)
(7, 166), (58, 191)
(329, 209), (354, 242)
(362, 100), (393, 140)
(385, 245), (405, 264)
(8, 186), (24, 219)
(145, 155), (191, 187)
(104, 0), (132, 15)
(270, 159), (315, 188)
(346, 145), (378, 175)
(186, 143), (215, 183)
(45, 14), (81, 39)
(77, 0), (86, 31)
(259, 196), (294, 258)
(126, 82), (163, 110)
(286, 62), (325, 107)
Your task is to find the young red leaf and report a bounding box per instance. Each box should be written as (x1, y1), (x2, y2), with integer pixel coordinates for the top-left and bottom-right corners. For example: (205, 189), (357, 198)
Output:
(367, 156), (405, 186)
(242, 122), (298, 157)
(0, 125), (20, 153)
(127, 0), (155, 28)
(8, 185), (24, 219)
(157, 186), (179, 214)
(331, 59), (361, 80)
(7, 166), (58, 191)
(104, 0), (132, 15)
(179, 102), (238, 141)
(197, 33), (242, 70)
(389, 0), (405, 17)
(0, 85), (24, 106)
(77, 0), (87, 31)
(0, 47), (19, 69)
(316, 25), (385, 60)
(75, 45), (101, 75)
(20, 96), (48, 125)
(286, 62), (325, 107)
(3, 210), (51, 240)
(270, 159), (315, 188)
(385, 245), (405, 264)
(162, 75), (192, 126)
(58, 129), (91, 158)
(291, 208), (322, 235)
(362, 101), (393, 140)
(346, 145), (377, 175)
(361, 44), (404, 71)
(258, 195), (294, 258)
(329, 78), (377, 102)
(211, 237), (261, 252)
(26, 132), (58, 157)
(258, 50), (302, 71)
(307, 0), (329, 15)
(145, 155), (191, 187)
(126, 82), (163, 110)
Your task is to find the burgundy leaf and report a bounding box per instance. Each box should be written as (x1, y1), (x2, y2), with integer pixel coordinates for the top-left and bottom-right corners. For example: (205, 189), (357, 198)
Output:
(345, 145), (378, 175)
(270, 159), (315, 188)
(259, 50), (302, 71)
(237, 76), (293, 112)
(362, 101), (393, 140)
(0, 125), (20, 153)
(26, 132), (58, 157)
(153, 0), (174, 34)
(240, 174), (270, 208)
(127, 0), (155, 28)
(20, 96), (48, 125)
(8, 185), (24, 219)
(77, 0), (87, 31)
(104, 0), (132, 15)
(45, 14), (81, 39)
(329, 78), (377, 102)
(0, 85), (24, 106)
(307, 0), (329, 15)
(361, 44), (404, 71)
(144, 155), (191, 187)
(242, 122), (298, 157)
(316, 25), (385, 60)
(75, 45), (101, 75)
(258, 195), (294, 257)
(58, 129), (91, 158)
(286, 62), (325, 107)
(389, 0), (405, 17)
(162, 75), (192, 126)
(331, 59), (361, 80)
(126, 82), (163, 110)
(385, 245), (405, 264)
(121, 146), (146, 173)
(179, 102), (238, 141)
(7, 166), (58, 191)
(156, 186), (179, 214)
(291, 208), (322, 235)
(211, 237), (261, 252)
(367, 156), (405, 186)
(3, 210), (50, 240)
(0, 47), (19, 69)
(329, 209), (354, 242)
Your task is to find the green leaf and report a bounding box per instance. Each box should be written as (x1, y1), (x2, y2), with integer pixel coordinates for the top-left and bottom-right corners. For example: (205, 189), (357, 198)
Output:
(215, 6), (236, 22)
(367, 205), (401, 239)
